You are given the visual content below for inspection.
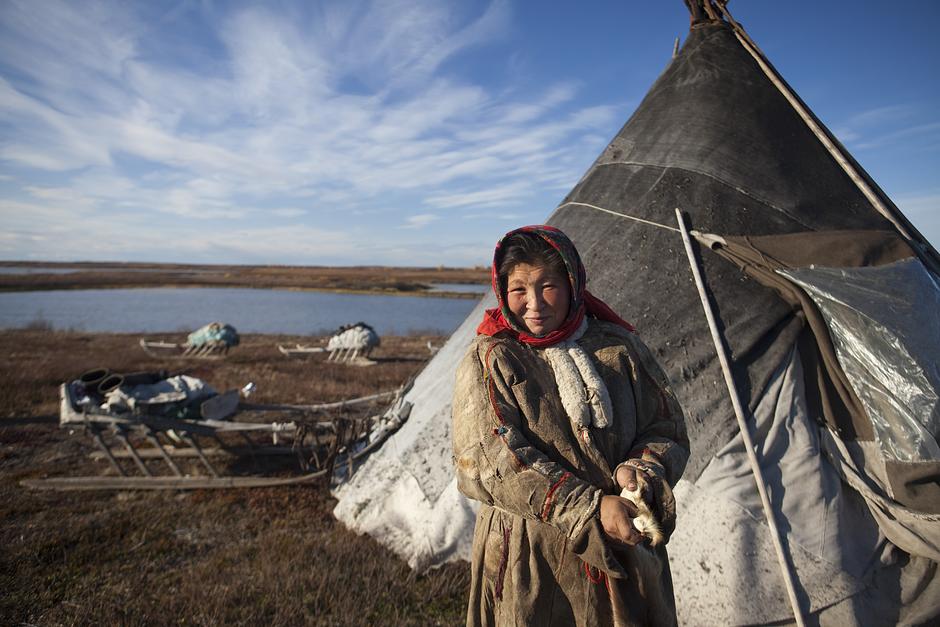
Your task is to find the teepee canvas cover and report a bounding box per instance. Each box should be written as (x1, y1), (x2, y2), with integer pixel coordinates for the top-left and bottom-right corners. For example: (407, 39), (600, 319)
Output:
(334, 4), (940, 624)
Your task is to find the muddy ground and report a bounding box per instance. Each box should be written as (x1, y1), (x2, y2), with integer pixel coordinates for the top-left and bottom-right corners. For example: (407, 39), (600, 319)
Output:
(0, 329), (470, 626)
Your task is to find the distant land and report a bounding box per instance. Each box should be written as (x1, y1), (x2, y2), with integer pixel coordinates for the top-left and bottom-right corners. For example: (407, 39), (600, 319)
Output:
(0, 261), (489, 298)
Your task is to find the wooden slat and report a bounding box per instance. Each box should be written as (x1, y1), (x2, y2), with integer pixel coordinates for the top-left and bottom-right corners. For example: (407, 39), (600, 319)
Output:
(21, 471), (328, 491)
(89, 445), (302, 459)
(239, 389), (398, 413)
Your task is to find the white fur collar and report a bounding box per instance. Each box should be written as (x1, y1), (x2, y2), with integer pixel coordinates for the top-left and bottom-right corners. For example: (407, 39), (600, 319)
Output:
(541, 319), (613, 431)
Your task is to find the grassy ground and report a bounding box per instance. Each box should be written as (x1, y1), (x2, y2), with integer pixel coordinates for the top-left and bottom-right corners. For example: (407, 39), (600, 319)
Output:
(0, 330), (470, 626)
(0, 262), (489, 297)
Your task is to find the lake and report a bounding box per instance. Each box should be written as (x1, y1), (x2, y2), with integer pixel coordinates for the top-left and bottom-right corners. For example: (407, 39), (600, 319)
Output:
(0, 287), (482, 336)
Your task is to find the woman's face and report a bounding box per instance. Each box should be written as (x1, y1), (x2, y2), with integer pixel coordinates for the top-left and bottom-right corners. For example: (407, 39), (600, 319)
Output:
(505, 262), (571, 336)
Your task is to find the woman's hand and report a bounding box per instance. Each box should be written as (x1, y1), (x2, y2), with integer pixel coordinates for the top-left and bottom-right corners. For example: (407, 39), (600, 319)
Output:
(599, 495), (643, 546)
(615, 464), (654, 508)
(613, 456), (678, 542)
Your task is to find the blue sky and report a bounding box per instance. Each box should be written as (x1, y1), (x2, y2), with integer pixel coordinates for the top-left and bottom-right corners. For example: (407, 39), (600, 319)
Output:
(0, 0), (937, 266)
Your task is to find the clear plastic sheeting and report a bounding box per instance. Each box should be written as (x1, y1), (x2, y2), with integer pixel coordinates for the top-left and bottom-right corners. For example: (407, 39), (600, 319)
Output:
(781, 258), (940, 463)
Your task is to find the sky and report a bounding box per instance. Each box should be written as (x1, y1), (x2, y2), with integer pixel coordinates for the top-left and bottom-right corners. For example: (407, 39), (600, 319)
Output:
(0, 0), (937, 267)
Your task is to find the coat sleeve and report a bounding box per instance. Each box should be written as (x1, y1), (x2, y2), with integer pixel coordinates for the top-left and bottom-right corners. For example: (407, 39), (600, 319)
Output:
(452, 339), (602, 541)
(621, 333), (690, 487)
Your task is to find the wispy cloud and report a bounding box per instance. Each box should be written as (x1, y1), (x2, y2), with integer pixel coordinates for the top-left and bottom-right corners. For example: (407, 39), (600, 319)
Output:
(401, 213), (440, 229)
(855, 122), (940, 151)
(271, 208), (308, 218)
(834, 103), (940, 154)
(0, 0), (622, 264)
(426, 181), (532, 209)
(847, 104), (916, 127)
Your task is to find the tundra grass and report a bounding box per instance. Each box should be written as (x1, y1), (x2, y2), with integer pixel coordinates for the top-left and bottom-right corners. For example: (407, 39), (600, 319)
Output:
(0, 330), (469, 626)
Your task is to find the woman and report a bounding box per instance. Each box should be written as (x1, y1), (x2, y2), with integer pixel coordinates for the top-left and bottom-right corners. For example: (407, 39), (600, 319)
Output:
(452, 225), (689, 626)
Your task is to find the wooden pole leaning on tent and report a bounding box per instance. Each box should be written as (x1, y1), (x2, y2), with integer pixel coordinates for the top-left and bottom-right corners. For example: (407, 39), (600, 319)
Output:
(710, 1), (934, 261)
(675, 208), (807, 627)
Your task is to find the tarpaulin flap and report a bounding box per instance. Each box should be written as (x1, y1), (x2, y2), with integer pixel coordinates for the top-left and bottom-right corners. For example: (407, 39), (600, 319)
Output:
(703, 231), (880, 442)
(706, 231), (940, 512)
(782, 259), (940, 511)
(781, 260), (939, 464)
(717, 229), (915, 270)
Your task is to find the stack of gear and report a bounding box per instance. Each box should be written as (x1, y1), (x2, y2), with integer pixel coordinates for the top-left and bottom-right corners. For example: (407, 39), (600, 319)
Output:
(185, 322), (240, 353)
(326, 322), (380, 362)
(69, 369), (220, 421)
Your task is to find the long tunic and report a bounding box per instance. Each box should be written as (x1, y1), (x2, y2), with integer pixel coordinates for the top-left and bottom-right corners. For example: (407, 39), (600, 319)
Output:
(452, 319), (690, 626)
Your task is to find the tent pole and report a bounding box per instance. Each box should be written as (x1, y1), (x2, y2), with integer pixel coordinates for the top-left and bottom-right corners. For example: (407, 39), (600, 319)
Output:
(711, 1), (922, 251)
(675, 209), (807, 627)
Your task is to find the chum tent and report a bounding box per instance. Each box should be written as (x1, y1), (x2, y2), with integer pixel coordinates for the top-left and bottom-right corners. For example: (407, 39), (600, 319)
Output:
(333, 2), (940, 624)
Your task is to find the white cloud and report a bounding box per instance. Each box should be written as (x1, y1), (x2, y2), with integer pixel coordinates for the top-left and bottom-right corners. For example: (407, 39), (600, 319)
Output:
(270, 208), (308, 218)
(402, 213), (440, 229)
(855, 121), (940, 151)
(0, 195), (362, 263)
(832, 127), (860, 144)
(425, 181), (532, 209)
(463, 211), (526, 221)
(0, 0), (137, 112)
(835, 103), (939, 154)
(847, 104), (915, 127)
(896, 192), (940, 214)
(0, 0), (624, 264)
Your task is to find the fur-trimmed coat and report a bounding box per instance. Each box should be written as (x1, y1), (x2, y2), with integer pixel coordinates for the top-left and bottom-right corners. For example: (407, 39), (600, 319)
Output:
(452, 319), (689, 626)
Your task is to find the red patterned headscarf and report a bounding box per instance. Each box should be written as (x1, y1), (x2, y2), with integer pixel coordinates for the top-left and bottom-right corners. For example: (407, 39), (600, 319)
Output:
(477, 225), (635, 347)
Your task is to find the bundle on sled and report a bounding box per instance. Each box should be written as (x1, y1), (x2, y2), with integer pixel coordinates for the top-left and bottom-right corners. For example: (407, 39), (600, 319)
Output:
(140, 322), (239, 359)
(21, 367), (412, 491)
(278, 322), (379, 366)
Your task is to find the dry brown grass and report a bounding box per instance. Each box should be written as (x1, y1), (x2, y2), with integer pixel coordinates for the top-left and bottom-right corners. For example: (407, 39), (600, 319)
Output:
(0, 262), (489, 296)
(0, 329), (470, 626)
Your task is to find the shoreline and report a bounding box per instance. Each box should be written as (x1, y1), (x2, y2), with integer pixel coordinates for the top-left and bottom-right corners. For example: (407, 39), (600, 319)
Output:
(0, 261), (489, 298)
(0, 282), (484, 299)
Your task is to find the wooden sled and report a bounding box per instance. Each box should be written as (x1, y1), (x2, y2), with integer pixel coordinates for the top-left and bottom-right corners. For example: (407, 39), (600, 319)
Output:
(21, 381), (405, 491)
(276, 343), (377, 366)
(140, 338), (232, 359)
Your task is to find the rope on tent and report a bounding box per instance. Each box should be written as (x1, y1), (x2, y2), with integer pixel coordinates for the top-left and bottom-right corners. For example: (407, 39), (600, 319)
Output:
(675, 208), (807, 627)
(555, 201), (680, 233)
(711, 1), (914, 244)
